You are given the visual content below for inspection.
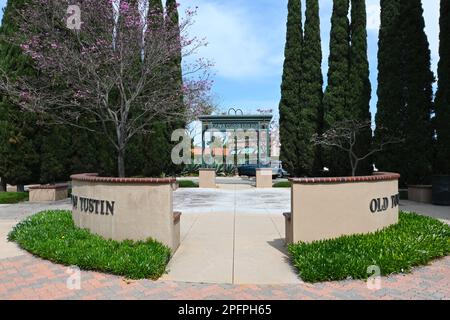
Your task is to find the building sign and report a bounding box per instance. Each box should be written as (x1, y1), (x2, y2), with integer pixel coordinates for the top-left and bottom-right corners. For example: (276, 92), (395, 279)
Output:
(370, 194), (399, 213)
(71, 195), (115, 216)
(210, 122), (266, 130)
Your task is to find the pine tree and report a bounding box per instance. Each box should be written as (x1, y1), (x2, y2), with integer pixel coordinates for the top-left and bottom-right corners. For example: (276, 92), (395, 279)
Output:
(435, 0), (450, 174)
(299, 0), (323, 176)
(348, 0), (372, 175)
(375, 0), (434, 185)
(279, 0), (303, 175)
(322, 0), (350, 176)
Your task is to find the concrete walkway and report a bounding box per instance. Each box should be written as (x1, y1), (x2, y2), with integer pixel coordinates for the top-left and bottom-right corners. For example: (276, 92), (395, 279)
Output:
(166, 186), (298, 284)
(161, 212), (299, 284)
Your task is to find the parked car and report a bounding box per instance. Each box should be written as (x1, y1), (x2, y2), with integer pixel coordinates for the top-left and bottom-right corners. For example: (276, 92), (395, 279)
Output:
(237, 164), (269, 177)
(271, 161), (289, 178)
(238, 162), (289, 178)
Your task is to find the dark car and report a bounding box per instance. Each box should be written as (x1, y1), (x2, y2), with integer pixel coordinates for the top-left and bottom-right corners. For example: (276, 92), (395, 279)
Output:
(238, 164), (270, 177)
(238, 163), (289, 178)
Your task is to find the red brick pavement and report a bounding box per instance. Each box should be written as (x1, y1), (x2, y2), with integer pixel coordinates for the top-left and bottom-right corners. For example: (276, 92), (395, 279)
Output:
(0, 254), (449, 300)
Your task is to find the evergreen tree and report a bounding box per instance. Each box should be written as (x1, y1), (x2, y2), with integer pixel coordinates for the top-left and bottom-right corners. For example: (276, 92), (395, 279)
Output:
(375, 0), (434, 185)
(375, 0), (403, 180)
(299, 0), (323, 176)
(0, 0), (40, 190)
(279, 0), (303, 175)
(165, 0), (185, 175)
(322, 0), (350, 176)
(399, 0), (434, 184)
(165, 0), (184, 120)
(348, 0), (372, 175)
(435, 0), (450, 174)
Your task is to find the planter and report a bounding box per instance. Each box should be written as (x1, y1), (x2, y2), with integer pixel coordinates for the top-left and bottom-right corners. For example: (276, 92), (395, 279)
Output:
(408, 185), (432, 203)
(432, 175), (450, 206)
(286, 172), (400, 244)
(70, 173), (181, 252)
(199, 168), (216, 188)
(256, 168), (272, 188)
(29, 184), (69, 202)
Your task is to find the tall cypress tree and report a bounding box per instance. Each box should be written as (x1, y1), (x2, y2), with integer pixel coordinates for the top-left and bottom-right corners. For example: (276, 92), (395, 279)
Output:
(435, 0), (450, 174)
(375, 0), (434, 185)
(299, 0), (323, 176)
(399, 0), (434, 184)
(279, 0), (303, 175)
(322, 0), (350, 175)
(348, 0), (372, 175)
(165, 0), (184, 119)
(375, 0), (403, 180)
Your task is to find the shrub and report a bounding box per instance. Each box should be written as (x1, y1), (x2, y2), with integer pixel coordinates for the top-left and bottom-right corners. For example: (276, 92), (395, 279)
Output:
(8, 210), (171, 280)
(288, 212), (450, 282)
(273, 181), (291, 188)
(0, 192), (28, 204)
(178, 180), (198, 188)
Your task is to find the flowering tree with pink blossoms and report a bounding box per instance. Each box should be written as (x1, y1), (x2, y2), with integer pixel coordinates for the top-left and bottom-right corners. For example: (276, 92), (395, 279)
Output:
(0, 0), (212, 177)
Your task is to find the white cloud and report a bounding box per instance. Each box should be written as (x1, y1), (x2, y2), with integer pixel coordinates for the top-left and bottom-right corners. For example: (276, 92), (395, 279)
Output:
(181, 0), (283, 80)
(366, 1), (381, 31)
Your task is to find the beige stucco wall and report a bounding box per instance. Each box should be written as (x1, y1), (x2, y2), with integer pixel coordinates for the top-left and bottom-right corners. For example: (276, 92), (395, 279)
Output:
(199, 169), (216, 188)
(290, 179), (399, 244)
(29, 188), (68, 202)
(408, 185), (432, 203)
(6, 185), (17, 192)
(71, 180), (180, 252)
(256, 169), (272, 188)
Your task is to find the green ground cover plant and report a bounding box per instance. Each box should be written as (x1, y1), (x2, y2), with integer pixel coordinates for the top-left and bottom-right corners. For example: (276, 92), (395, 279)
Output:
(8, 210), (171, 280)
(289, 212), (450, 282)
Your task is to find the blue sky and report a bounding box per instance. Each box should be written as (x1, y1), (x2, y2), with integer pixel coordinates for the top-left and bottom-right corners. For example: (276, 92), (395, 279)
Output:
(0, 0), (441, 120)
(180, 0), (441, 120)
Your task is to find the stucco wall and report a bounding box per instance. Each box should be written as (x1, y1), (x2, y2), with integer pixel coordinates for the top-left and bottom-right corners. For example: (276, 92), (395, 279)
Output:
(256, 168), (272, 188)
(199, 169), (216, 188)
(288, 173), (400, 244)
(29, 185), (68, 202)
(71, 174), (180, 252)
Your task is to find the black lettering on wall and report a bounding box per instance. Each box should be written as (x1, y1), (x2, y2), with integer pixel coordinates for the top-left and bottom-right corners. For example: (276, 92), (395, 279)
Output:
(71, 195), (78, 210)
(72, 195), (115, 216)
(370, 194), (400, 213)
(88, 199), (94, 213)
(106, 201), (115, 216)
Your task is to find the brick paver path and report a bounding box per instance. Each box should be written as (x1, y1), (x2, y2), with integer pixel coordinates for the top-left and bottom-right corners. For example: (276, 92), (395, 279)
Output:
(1, 253), (449, 300)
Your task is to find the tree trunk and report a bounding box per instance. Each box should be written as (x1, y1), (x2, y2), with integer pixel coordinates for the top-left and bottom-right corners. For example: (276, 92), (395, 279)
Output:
(117, 149), (126, 178)
(0, 178), (6, 192)
(116, 126), (127, 178)
(17, 184), (25, 193)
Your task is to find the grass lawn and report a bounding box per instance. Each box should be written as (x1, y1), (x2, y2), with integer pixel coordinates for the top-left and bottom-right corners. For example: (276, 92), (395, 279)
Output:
(288, 212), (450, 283)
(8, 210), (171, 280)
(177, 180), (199, 188)
(0, 192), (29, 204)
(273, 181), (291, 188)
